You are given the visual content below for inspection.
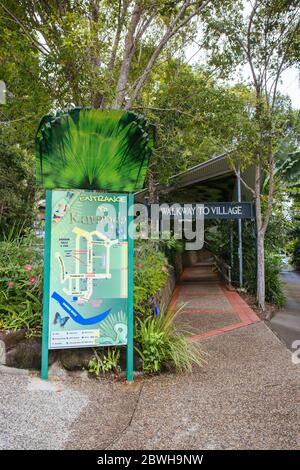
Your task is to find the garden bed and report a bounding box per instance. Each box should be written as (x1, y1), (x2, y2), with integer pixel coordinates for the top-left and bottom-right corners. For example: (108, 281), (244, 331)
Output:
(0, 264), (177, 372)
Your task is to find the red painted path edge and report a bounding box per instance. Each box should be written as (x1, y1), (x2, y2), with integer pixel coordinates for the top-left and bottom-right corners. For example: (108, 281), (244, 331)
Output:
(168, 270), (260, 340)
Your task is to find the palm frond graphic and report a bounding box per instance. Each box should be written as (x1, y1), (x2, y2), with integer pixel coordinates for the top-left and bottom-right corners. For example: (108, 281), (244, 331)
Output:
(36, 108), (154, 191)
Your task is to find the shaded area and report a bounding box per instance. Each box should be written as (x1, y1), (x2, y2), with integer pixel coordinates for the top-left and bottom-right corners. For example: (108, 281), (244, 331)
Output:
(135, 152), (256, 203)
(170, 252), (259, 339)
(163, 173), (237, 203)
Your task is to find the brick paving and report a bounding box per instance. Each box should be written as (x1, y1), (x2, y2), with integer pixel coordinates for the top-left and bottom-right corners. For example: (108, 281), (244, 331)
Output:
(172, 261), (260, 340)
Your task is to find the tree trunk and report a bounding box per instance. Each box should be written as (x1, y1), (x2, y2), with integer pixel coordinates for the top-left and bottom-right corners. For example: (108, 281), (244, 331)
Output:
(147, 168), (156, 203)
(113, 2), (141, 109)
(255, 163), (265, 310)
(256, 228), (265, 310)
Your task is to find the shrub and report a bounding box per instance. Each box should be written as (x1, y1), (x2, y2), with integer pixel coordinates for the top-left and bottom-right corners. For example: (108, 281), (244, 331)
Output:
(288, 238), (300, 268)
(207, 219), (286, 307)
(244, 250), (285, 307)
(0, 141), (36, 238)
(134, 240), (170, 316)
(135, 306), (206, 373)
(88, 348), (120, 375)
(264, 254), (285, 306)
(158, 237), (184, 266)
(0, 230), (43, 334)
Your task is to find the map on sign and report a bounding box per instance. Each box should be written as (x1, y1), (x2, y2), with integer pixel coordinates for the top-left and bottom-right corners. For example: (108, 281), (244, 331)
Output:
(48, 190), (128, 349)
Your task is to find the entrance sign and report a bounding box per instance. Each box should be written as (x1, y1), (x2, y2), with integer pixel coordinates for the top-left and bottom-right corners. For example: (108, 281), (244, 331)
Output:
(37, 108), (155, 382)
(158, 202), (255, 220)
(41, 190), (134, 380)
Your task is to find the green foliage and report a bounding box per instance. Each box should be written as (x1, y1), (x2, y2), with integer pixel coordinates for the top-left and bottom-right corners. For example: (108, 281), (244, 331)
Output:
(287, 238), (300, 268)
(206, 218), (286, 307)
(36, 108), (154, 191)
(263, 255), (286, 307)
(0, 230), (43, 333)
(158, 236), (184, 266)
(148, 64), (255, 181)
(135, 306), (205, 374)
(134, 240), (170, 316)
(0, 10), (51, 149)
(263, 120), (300, 195)
(88, 348), (120, 376)
(244, 251), (285, 307)
(0, 141), (36, 237)
(0, 290), (42, 333)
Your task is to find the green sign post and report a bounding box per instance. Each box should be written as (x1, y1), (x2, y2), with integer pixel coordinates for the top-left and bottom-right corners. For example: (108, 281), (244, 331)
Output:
(41, 190), (134, 381)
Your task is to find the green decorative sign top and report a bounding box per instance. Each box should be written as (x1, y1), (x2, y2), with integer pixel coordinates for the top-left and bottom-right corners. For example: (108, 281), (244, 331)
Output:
(36, 108), (154, 192)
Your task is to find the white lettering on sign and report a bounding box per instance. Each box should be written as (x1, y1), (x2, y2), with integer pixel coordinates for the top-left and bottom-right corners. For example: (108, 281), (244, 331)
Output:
(160, 204), (244, 217)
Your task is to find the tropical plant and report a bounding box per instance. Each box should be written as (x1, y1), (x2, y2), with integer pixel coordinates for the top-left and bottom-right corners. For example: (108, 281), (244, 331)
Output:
(244, 251), (285, 308)
(135, 306), (205, 373)
(291, 240), (300, 268)
(159, 236), (184, 266)
(287, 238), (300, 269)
(0, 290), (42, 333)
(0, 230), (43, 333)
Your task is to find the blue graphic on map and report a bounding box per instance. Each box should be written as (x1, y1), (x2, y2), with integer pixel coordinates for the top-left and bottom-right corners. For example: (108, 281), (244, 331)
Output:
(51, 291), (112, 325)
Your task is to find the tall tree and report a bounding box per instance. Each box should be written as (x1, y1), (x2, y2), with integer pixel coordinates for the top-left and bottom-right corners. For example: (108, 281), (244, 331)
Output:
(0, 0), (212, 111)
(136, 61), (255, 183)
(203, 0), (300, 309)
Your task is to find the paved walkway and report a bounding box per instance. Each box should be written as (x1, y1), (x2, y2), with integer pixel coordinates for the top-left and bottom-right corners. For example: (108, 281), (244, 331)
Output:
(0, 322), (299, 450)
(171, 260), (260, 340)
(270, 271), (300, 349)
(0, 261), (299, 450)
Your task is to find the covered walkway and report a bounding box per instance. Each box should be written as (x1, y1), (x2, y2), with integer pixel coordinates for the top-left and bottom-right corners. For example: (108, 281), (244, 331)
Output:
(170, 251), (260, 340)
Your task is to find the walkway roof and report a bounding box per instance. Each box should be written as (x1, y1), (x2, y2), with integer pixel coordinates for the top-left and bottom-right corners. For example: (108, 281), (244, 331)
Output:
(136, 152), (255, 203)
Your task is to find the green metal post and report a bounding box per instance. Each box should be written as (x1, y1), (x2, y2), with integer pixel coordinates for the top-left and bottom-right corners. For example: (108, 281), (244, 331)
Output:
(41, 190), (52, 380)
(126, 193), (134, 382)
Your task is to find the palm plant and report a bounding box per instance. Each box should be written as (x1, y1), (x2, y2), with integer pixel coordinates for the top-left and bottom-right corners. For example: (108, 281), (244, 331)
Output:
(36, 108), (154, 191)
(263, 133), (300, 192)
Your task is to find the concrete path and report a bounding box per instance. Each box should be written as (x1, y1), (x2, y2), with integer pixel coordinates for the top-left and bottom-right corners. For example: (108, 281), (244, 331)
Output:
(172, 261), (260, 340)
(0, 262), (298, 450)
(0, 322), (299, 450)
(270, 271), (300, 350)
